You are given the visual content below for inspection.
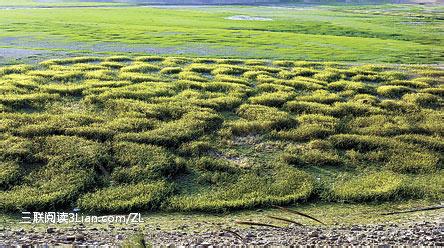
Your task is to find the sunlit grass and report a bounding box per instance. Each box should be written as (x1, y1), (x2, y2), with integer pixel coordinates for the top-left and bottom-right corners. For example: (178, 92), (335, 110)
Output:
(0, 4), (443, 63)
(0, 55), (442, 213)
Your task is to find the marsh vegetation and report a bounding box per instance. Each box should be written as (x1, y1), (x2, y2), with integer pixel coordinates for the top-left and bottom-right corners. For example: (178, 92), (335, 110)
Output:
(0, 56), (442, 213)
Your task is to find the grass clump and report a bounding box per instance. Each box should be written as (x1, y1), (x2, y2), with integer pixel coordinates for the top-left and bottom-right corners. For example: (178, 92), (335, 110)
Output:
(242, 70), (272, 80)
(40, 84), (87, 96)
(230, 104), (294, 135)
(100, 61), (126, 69)
(40, 57), (102, 66)
(379, 99), (417, 113)
(292, 68), (318, 77)
(330, 171), (410, 202)
(29, 70), (84, 82)
(215, 59), (244, 65)
(103, 56), (132, 62)
(272, 60), (294, 67)
(187, 63), (214, 73)
(194, 156), (239, 174)
(0, 166), (95, 211)
(380, 71), (409, 81)
(214, 74), (248, 85)
(282, 142), (343, 167)
(0, 136), (34, 162)
(255, 74), (282, 84)
(160, 67), (182, 74)
(251, 66), (281, 74)
(348, 115), (413, 136)
(395, 134), (444, 152)
(194, 95), (243, 111)
(257, 83), (294, 93)
(249, 91), (295, 107)
(135, 56), (164, 62)
(385, 150), (439, 174)
(0, 65), (32, 76)
(0, 93), (60, 109)
(84, 69), (116, 80)
(121, 63), (160, 73)
(329, 134), (441, 173)
(407, 172), (444, 200)
(178, 71), (209, 82)
(102, 117), (156, 133)
(420, 87), (444, 97)
(328, 80), (373, 94)
(179, 140), (213, 156)
(331, 101), (383, 117)
(0, 161), (21, 190)
(244, 59), (267, 66)
(377, 85), (413, 98)
(119, 72), (164, 83)
(213, 65), (248, 76)
(314, 70), (343, 82)
(111, 142), (184, 183)
(161, 57), (191, 67)
(282, 77), (325, 91)
(90, 83), (175, 103)
(64, 126), (116, 141)
(402, 93), (441, 108)
(41, 135), (109, 169)
(77, 181), (173, 213)
(296, 90), (342, 104)
(285, 101), (334, 115)
(329, 134), (392, 152)
(385, 80), (429, 89)
(274, 114), (338, 141)
(116, 110), (223, 146)
(168, 167), (314, 212)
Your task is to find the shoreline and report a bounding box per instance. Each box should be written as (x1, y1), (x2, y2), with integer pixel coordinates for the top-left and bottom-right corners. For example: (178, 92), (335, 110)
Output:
(1, 201), (443, 245)
(1, 220), (443, 246)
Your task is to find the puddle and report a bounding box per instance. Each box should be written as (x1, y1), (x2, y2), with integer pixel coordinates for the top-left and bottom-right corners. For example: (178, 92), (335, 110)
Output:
(225, 15), (272, 21)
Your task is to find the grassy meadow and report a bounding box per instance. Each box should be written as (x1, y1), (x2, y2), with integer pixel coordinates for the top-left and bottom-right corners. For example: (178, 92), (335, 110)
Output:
(0, 55), (442, 213)
(0, 0), (124, 7)
(0, 4), (443, 63)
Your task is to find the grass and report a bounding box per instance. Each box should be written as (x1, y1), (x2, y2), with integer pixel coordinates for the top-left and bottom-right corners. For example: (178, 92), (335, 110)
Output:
(167, 166), (314, 212)
(275, 114), (338, 141)
(111, 142), (184, 183)
(78, 181), (174, 213)
(330, 171), (410, 202)
(0, 55), (442, 214)
(0, 166), (95, 212)
(0, 4), (443, 64)
(0, 0), (125, 7)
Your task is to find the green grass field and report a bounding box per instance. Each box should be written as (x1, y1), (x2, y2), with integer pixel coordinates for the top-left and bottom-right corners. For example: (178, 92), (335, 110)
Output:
(0, 0), (124, 7)
(0, 4), (443, 63)
(0, 55), (442, 213)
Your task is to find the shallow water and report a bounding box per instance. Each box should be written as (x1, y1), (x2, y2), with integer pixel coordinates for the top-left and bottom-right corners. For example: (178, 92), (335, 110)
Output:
(225, 15), (273, 21)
